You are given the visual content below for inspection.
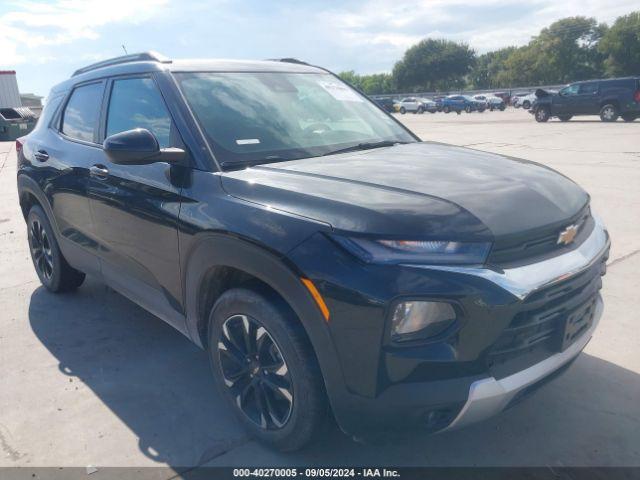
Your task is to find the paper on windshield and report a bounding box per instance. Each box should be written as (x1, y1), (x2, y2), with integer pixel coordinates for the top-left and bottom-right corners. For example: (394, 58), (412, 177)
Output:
(317, 80), (363, 102)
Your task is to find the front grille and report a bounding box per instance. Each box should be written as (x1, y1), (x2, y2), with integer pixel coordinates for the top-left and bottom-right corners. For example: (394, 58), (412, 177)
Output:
(488, 248), (607, 379)
(489, 206), (592, 266)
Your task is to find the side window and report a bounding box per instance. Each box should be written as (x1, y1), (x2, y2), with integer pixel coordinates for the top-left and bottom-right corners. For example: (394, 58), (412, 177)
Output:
(106, 77), (172, 148)
(561, 85), (579, 96)
(578, 83), (598, 94)
(61, 82), (104, 143)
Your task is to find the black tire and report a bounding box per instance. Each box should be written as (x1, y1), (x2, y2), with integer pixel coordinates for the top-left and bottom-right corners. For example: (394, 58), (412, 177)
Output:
(208, 288), (327, 451)
(522, 100), (531, 109)
(600, 104), (619, 122)
(465, 105), (472, 113)
(558, 115), (572, 122)
(499, 105), (505, 111)
(399, 107), (406, 114)
(534, 106), (550, 122)
(27, 205), (85, 293)
(443, 106), (450, 114)
(621, 113), (638, 122)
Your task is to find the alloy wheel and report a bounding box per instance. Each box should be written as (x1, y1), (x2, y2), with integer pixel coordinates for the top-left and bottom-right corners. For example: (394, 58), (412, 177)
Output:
(602, 106), (615, 121)
(218, 314), (293, 430)
(29, 219), (54, 280)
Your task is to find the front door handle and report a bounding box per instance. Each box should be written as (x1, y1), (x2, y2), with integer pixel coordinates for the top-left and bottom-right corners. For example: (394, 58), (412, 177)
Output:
(34, 150), (49, 162)
(90, 164), (109, 178)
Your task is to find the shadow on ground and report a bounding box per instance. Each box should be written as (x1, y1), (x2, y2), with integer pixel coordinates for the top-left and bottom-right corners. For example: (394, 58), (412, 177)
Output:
(29, 279), (640, 468)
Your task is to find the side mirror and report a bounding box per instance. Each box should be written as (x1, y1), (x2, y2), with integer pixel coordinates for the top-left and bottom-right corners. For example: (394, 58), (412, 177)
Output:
(103, 128), (186, 165)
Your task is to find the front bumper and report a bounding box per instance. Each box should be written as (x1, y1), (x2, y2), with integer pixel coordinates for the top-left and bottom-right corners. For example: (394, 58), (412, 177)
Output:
(443, 293), (602, 431)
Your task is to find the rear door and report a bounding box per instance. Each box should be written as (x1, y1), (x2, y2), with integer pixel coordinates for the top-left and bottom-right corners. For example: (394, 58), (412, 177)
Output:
(576, 82), (600, 114)
(88, 74), (187, 333)
(36, 81), (106, 275)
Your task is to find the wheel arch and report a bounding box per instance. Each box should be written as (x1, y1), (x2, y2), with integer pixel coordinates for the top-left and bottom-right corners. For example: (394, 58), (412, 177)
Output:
(183, 232), (348, 412)
(600, 98), (620, 110)
(18, 175), (59, 234)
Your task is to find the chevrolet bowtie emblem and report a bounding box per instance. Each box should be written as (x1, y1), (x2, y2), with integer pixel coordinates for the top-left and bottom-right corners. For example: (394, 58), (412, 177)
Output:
(558, 224), (578, 245)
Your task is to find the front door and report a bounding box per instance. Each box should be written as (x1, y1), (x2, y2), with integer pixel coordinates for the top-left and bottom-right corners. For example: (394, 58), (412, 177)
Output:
(88, 75), (188, 333)
(554, 84), (580, 115)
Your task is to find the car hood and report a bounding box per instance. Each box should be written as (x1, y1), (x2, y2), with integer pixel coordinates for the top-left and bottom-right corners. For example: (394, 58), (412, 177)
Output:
(221, 142), (588, 240)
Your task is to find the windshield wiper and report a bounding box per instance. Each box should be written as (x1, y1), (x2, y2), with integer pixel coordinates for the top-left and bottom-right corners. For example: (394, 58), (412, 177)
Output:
(220, 155), (289, 170)
(321, 140), (408, 157)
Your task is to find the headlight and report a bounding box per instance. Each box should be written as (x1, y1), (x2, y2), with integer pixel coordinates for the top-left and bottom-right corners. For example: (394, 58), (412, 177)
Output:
(331, 236), (491, 265)
(391, 301), (457, 341)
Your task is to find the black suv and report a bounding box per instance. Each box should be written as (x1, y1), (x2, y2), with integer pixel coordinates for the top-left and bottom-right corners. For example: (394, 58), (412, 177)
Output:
(532, 77), (640, 122)
(17, 52), (610, 451)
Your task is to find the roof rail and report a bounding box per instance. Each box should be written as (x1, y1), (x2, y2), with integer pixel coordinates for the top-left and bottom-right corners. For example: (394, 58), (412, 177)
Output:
(268, 58), (310, 65)
(72, 51), (171, 77)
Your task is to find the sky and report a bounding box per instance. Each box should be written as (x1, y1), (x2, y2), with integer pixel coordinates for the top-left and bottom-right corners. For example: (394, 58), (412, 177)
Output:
(1, 0), (638, 97)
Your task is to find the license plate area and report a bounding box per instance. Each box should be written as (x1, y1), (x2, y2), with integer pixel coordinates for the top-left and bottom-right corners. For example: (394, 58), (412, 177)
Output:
(559, 296), (596, 351)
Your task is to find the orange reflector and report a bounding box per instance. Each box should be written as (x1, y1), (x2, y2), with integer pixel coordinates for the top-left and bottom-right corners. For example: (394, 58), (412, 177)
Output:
(301, 278), (330, 321)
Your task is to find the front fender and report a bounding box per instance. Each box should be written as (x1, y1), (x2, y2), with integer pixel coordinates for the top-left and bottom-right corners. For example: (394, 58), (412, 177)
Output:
(182, 233), (354, 430)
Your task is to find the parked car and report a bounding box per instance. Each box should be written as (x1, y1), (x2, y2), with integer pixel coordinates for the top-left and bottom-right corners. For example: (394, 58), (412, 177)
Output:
(516, 92), (537, 110)
(17, 52), (610, 451)
(418, 97), (438, 113)
(532, 77), (640, 122)
(473, 94), (505, 111)
(439, 95), (466, 113)
(371, 96), (396, 113)
(511, 92), (529, 107)
(396, 97), (427, 114)
(462, 95), (486, 112)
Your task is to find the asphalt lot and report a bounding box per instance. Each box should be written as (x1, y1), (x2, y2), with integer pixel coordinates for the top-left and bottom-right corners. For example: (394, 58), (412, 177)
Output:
(0, 109), (639, 474)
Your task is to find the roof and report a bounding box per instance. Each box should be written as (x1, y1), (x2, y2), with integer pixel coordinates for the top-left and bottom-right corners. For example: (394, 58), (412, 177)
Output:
(51, 52), (325, 94)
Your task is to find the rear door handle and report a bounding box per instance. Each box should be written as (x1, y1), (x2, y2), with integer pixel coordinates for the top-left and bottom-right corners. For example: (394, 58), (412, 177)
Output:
(90, 164), (109, 178)
(34, 150), (49, 162)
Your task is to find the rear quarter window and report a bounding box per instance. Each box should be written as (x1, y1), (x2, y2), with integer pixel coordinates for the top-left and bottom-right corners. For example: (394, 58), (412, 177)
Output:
(61, 82), (104, 143)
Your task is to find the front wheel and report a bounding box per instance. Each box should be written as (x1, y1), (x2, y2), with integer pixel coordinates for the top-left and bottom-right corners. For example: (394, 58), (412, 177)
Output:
(534, 106), (550, 122)
(600, 104), (619, 122)
(27, 205), (85, 292)
(399, 107), (406, 114)
(522, 100), (531, 109)
(208, 288), (327, 451)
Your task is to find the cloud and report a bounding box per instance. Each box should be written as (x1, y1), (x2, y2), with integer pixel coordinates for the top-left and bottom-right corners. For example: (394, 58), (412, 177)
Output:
(0, 0), (167, 66)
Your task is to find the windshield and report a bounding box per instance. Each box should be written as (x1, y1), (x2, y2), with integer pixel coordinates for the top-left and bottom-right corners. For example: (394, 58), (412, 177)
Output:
(174, 72), (415, 167)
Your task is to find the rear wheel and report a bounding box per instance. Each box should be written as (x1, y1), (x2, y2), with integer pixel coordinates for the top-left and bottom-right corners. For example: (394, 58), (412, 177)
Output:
(600, 104), (619, 122)
(208, 288), (327, 451)
(534, 106), (550, 122)
(621, 113), (638, 122)
(522, 100), (531, 109)
(399, 107), (406, 114)
(558, 115), (572, 122)
(27, 205), (85, 292)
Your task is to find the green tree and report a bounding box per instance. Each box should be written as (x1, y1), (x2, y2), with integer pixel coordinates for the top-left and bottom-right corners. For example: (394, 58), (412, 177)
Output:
(599, 11), (640, 76)
(338, 71), (395, 94)
(392, 39), (475, 91)
(497, 17), (606, 86)
(469, 47), (517, 89)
